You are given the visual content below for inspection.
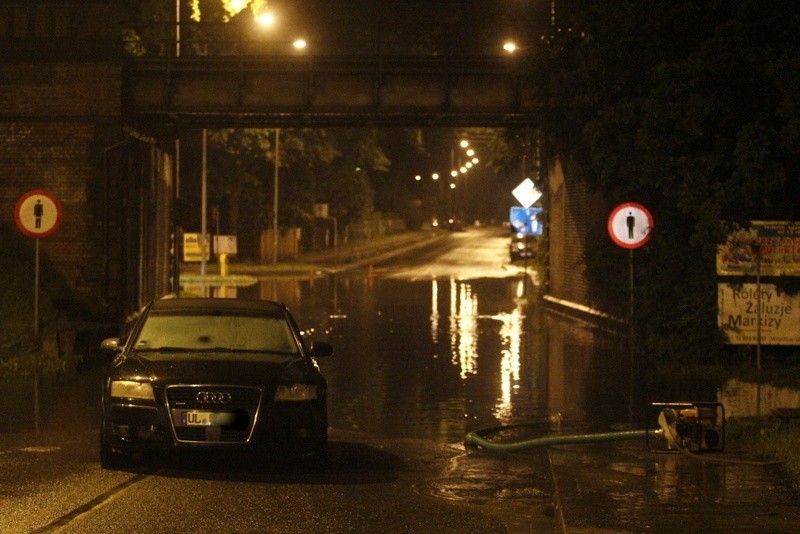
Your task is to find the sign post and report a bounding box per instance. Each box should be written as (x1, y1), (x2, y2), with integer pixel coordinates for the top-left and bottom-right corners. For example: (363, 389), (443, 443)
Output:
(14, 190), (63, 336)
(608, 202), (653, 424)
(14, 189), (62, 434)
(511, 178), (544, 297)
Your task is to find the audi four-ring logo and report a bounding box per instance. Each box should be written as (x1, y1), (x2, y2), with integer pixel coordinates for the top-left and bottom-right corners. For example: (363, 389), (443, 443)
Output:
(196, 391), (232, 404)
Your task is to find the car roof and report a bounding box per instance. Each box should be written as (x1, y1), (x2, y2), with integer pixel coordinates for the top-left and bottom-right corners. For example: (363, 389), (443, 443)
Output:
(148, 297), (287, 315)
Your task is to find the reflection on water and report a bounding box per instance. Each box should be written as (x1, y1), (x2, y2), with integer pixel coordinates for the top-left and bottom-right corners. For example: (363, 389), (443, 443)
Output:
(718, 378), (800, 418)
(494, 304), (524, 423)
(544, 311), (629, 430)
(449, 278), (478, 379)
(240, 274), (542, 444)
(231, 273), (635, 442)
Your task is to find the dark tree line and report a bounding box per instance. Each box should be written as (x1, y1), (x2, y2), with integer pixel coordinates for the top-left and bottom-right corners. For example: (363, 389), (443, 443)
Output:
(533, 0), (800, 363)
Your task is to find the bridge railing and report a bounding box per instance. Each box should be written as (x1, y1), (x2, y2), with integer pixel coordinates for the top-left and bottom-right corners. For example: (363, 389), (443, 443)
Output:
(1, 3), (547, 62)
(122, 20), (541, 60)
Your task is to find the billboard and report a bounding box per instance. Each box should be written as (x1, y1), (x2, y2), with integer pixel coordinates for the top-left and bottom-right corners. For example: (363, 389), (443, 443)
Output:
(717, 283), (800, 345)
(717, 221), (800, 276)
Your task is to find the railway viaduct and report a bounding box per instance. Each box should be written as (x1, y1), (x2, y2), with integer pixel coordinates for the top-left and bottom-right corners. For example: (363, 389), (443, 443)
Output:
(0, 2), (602, 327)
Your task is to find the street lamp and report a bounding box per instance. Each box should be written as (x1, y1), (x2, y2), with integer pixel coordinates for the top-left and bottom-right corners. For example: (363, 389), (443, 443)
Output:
(272, 128), (280, 265)
(503, 40), (518, 54)
(255, 11), (275, 27)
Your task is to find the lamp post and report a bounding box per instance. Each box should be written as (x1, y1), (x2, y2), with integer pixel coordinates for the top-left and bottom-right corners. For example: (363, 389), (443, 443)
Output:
(272, 128), (280, 265)
(200, 128), (208, 294)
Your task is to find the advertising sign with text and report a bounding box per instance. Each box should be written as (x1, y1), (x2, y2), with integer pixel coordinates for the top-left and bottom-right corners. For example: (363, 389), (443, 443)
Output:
(717, 221), (800, 276)
(717, 283), (800, 345)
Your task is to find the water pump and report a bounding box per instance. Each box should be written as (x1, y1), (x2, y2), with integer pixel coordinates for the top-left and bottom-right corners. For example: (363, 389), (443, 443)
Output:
(651, 401), (725, 453)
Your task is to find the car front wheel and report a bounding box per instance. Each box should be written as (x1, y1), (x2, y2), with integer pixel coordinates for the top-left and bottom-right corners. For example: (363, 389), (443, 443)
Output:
(99, 419), (130, 469)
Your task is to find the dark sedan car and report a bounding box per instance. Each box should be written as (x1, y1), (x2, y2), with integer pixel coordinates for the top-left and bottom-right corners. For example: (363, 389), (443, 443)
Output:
(99, 297), (332, 469)
(509, 232), (535, 261)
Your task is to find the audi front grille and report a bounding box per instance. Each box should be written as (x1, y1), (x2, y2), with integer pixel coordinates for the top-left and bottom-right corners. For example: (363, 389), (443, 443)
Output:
(165, 385), (262, 444)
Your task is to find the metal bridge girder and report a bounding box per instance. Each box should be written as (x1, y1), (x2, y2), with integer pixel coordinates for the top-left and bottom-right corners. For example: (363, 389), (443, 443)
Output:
(124, 56), (540, 128)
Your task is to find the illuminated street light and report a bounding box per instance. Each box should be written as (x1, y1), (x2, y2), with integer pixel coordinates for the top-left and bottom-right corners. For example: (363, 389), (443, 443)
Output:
(415, 174), (422, 181)
(465, 162), (473, 169)
(293, 38), (307, 50)
(466, 148), (475, 157)
(472, 157), (479, 164)
(432, 172), (439, 180)
(255, 11), (275, 26)
(459, 140), (469, 148)
(503, 40), (518, 54)
(450, 170), (458, 177)
(450, 183), (456, 189)
(460, 166), (467, 174)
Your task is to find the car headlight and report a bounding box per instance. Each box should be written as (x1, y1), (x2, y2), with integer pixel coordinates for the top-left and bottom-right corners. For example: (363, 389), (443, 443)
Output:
(274, 384), (317, 401)
(110, 380), (155, 401)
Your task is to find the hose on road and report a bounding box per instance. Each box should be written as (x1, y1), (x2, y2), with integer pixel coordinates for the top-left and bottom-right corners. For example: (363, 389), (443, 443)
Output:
(464, 418), (663, 452)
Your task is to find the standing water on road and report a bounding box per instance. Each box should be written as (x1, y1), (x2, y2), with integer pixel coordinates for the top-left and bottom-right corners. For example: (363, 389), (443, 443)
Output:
(239, 228), (630, 444)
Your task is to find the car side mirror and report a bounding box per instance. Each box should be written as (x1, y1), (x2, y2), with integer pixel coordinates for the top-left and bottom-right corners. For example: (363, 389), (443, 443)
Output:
(308, 341), (333, 358)
(100, 337), (123, 352)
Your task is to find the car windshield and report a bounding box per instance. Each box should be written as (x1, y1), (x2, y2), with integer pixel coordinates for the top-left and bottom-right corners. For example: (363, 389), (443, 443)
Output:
(131, 312), (299, 355)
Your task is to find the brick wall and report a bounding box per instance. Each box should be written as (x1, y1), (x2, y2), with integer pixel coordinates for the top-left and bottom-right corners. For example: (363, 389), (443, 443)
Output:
(0, 60), (123, 294)
(0, 59), (173, 319)
(547, 157), (610, 313)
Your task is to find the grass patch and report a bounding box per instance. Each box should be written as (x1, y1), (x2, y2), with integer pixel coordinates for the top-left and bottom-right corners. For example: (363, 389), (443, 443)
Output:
(728, 419), (800, 489)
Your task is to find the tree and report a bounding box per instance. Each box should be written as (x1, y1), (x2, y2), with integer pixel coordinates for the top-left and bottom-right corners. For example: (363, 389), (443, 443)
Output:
(203, 127), (421, 256)
(536, 0), (800, 363)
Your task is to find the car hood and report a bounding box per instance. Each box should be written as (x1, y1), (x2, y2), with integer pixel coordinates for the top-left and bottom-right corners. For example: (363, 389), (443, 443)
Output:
(111, 351), (318, 386)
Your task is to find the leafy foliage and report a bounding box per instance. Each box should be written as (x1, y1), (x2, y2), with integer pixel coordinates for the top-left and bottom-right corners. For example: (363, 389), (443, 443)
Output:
(0, 225), (98, 378)
(202, 127), (422, 254)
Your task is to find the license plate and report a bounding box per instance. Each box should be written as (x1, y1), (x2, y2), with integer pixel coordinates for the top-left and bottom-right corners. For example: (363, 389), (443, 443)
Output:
(173, 410), (214, 427)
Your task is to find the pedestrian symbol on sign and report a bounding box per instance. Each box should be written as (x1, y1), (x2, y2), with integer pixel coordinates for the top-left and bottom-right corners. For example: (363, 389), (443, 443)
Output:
(14, 189), (62, 239)
(608, 203), (653, 249)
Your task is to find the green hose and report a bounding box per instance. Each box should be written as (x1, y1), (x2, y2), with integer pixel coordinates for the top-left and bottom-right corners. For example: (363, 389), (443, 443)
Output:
(464, 419), (663, 453)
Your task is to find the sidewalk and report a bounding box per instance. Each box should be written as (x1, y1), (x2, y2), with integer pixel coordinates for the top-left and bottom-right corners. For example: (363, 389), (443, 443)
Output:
(181, 229), (447, 279)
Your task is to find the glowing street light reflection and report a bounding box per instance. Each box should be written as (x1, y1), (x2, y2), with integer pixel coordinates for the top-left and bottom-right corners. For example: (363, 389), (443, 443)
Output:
(448, 278), (478, 379)
(493, 306), (524, 423)
(427, 278), (527, 422)
(430, 280), (440, 344)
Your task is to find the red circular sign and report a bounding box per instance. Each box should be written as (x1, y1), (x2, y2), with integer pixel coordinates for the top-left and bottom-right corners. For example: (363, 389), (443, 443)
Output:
(607, 202), (653, 249)
(14, 189), (63, 239)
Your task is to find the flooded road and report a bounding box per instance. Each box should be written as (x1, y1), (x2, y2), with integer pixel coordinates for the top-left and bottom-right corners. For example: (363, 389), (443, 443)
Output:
(241, 227), (553, 444)
(238, 227), (630, 444)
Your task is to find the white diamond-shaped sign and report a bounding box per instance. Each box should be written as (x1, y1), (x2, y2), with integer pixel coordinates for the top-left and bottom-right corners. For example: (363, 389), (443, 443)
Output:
(512, 178), (542, 208)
